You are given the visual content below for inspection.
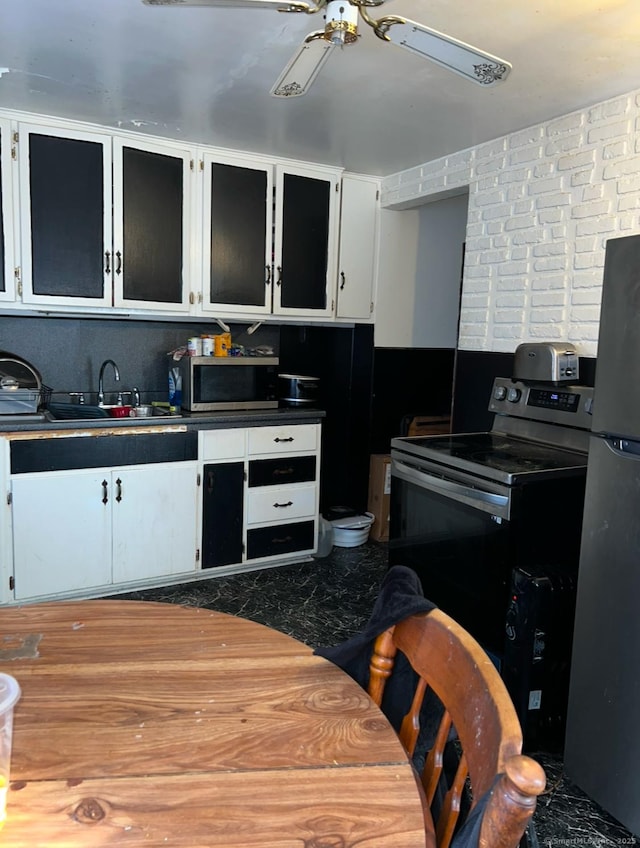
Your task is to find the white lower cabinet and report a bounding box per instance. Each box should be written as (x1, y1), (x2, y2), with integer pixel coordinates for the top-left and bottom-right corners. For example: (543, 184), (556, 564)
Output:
(111, 463), (198, 584)
(12, 470), (113, 600)
(244, 423), (319, 562)
(10, 460), (198, 601)
(200, 422), (321, 569)
(3, 421), (319, 605)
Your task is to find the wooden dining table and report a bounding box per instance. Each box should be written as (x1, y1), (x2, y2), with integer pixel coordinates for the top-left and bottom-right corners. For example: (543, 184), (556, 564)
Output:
(0, 599), (428, 847)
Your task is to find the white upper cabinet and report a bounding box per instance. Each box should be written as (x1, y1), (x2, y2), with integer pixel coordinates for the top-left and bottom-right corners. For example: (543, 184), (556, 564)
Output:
(1, 109), (381, 323)
(18, 123), (193, 312)
(336, 174), (380, 321)
(112, 137), (193, 312)
(18, 123), (113, 308)
(200, 151), (274, 316)
(201, 156), (341, 320)
(272, 163), (341, 319)
(0, 119), (17, 302)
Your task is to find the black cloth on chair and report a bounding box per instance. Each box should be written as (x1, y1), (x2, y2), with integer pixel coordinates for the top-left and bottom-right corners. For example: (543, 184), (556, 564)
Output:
(314, 564), (436, 731)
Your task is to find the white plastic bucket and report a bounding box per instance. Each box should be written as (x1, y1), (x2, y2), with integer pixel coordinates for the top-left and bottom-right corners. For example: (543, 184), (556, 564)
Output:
(330, 512), (375, 548)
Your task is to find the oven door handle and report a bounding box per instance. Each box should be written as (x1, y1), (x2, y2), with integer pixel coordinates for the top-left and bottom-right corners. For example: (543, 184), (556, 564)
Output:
(392, 458), (510, 519)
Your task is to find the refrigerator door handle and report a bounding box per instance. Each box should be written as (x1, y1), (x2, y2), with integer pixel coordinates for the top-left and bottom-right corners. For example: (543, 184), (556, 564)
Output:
(604, 437), (640, 458)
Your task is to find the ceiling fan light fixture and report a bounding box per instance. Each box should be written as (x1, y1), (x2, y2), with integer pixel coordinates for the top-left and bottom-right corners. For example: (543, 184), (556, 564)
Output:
(324, 0), (358, 45)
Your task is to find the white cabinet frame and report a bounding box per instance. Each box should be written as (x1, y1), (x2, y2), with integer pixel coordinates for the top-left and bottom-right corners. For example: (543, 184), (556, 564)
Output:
(272, 162), (341, 320)
(200, 151), (274, 317)
(112, 136), (194, 313)
(336, 174), (380, 321)
(18, 122), (114, 309)
(0, 118), (17, 302)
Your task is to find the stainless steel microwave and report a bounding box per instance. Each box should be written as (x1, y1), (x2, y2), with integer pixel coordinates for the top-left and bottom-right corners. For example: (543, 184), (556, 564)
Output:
(179, 356), (279, 412)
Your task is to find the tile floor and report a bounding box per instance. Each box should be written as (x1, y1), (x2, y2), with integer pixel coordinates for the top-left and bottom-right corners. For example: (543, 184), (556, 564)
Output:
(109, 541), (637, 848)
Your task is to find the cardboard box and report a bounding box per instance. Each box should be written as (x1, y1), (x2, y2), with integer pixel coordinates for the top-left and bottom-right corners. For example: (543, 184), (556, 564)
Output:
(403, 415), (451, 437)
(367, 454), (392, 542)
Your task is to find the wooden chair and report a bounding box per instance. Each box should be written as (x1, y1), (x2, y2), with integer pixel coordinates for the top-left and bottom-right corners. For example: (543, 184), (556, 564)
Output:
(368, 609), (546, 848)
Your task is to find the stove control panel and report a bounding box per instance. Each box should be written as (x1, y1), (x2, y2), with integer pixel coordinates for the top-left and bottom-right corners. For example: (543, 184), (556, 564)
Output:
(489, 378), (594, 430)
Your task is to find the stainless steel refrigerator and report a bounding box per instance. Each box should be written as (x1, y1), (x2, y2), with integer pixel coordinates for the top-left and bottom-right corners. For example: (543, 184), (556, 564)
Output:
(565, 234), (640, 835)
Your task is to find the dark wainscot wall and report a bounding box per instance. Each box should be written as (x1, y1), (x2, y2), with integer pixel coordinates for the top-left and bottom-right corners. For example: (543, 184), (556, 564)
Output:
(452, 350), (597, 433)
(370, 348), (456, 454)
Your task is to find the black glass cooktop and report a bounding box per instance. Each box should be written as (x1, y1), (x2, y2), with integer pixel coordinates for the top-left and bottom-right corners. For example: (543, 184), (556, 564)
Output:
(391, 432), (588, 484)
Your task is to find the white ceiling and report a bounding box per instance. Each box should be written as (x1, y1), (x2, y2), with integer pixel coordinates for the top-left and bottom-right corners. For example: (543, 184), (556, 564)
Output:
(1, 0), (639, 176)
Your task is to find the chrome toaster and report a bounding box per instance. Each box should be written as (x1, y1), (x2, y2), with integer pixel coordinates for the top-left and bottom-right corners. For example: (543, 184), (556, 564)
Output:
(513, 342), (579, 384)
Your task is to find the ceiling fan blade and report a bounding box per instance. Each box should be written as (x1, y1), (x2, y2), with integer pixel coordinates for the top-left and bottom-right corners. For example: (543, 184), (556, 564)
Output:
(383, 18), (511, 86)
(142, 0), (317, 12)
(270, 36), (334, 97)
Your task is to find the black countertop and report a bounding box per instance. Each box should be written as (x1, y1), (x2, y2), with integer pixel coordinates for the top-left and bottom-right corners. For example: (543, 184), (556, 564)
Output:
(0, 407), (325, 435)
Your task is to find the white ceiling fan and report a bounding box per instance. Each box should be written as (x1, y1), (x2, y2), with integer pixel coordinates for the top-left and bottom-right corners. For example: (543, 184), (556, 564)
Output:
(142, 0), (512, 98)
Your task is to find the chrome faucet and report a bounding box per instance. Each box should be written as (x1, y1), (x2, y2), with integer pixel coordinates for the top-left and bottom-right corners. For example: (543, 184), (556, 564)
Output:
(98, 359), (120, 406)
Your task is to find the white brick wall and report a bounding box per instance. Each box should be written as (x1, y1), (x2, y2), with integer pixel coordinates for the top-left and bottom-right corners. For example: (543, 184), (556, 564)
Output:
(380, 88), (640, 356)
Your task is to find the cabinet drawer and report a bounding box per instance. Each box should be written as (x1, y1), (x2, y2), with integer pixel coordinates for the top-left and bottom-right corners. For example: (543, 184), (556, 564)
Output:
(246, 520), (315, 560)
(248, 455), (316, 488)
(200, 428), (246, 461)
(246, 484), (316, 525)
(247, 424), (318, 456)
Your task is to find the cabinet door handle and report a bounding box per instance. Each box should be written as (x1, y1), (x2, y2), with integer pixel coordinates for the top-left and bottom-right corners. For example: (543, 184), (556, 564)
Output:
(265, 265), (271, 285)
(206, 470), (215, 494)
(105, 251), (111, 275)
(102, 479), (108, 504)
(276, 265), (282, 286)
(115, 251), (122, 276)
(274, 467), (294, 477)
(273, 501), (293, 509)
(274, 437), (294, 443)
(115, 478), (123, 503)
(340, 271), (346, 290)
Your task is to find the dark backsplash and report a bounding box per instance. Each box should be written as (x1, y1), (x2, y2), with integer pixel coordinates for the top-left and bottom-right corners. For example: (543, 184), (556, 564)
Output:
(0, 315), (281, 405)
(451, 350), (514, 432)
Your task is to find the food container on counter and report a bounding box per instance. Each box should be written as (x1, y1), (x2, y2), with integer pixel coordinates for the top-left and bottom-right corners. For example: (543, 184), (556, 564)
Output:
(109, 406), (133, 418)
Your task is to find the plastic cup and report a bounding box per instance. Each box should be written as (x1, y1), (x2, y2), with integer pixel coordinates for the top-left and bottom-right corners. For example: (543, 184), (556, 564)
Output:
(0, 674), (21, 829)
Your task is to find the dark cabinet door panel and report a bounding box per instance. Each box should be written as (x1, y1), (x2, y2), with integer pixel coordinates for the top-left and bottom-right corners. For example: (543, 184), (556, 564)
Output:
(202, 462), (244, 568)
(122, 146), (183, 303)
(280, 173), (330, 310)
(29, 133), (105, 298)
(210, 163), (268, 307)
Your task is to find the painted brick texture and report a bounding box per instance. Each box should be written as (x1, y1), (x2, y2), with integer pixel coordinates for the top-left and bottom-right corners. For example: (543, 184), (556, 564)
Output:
(381, 88), (640, 355)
